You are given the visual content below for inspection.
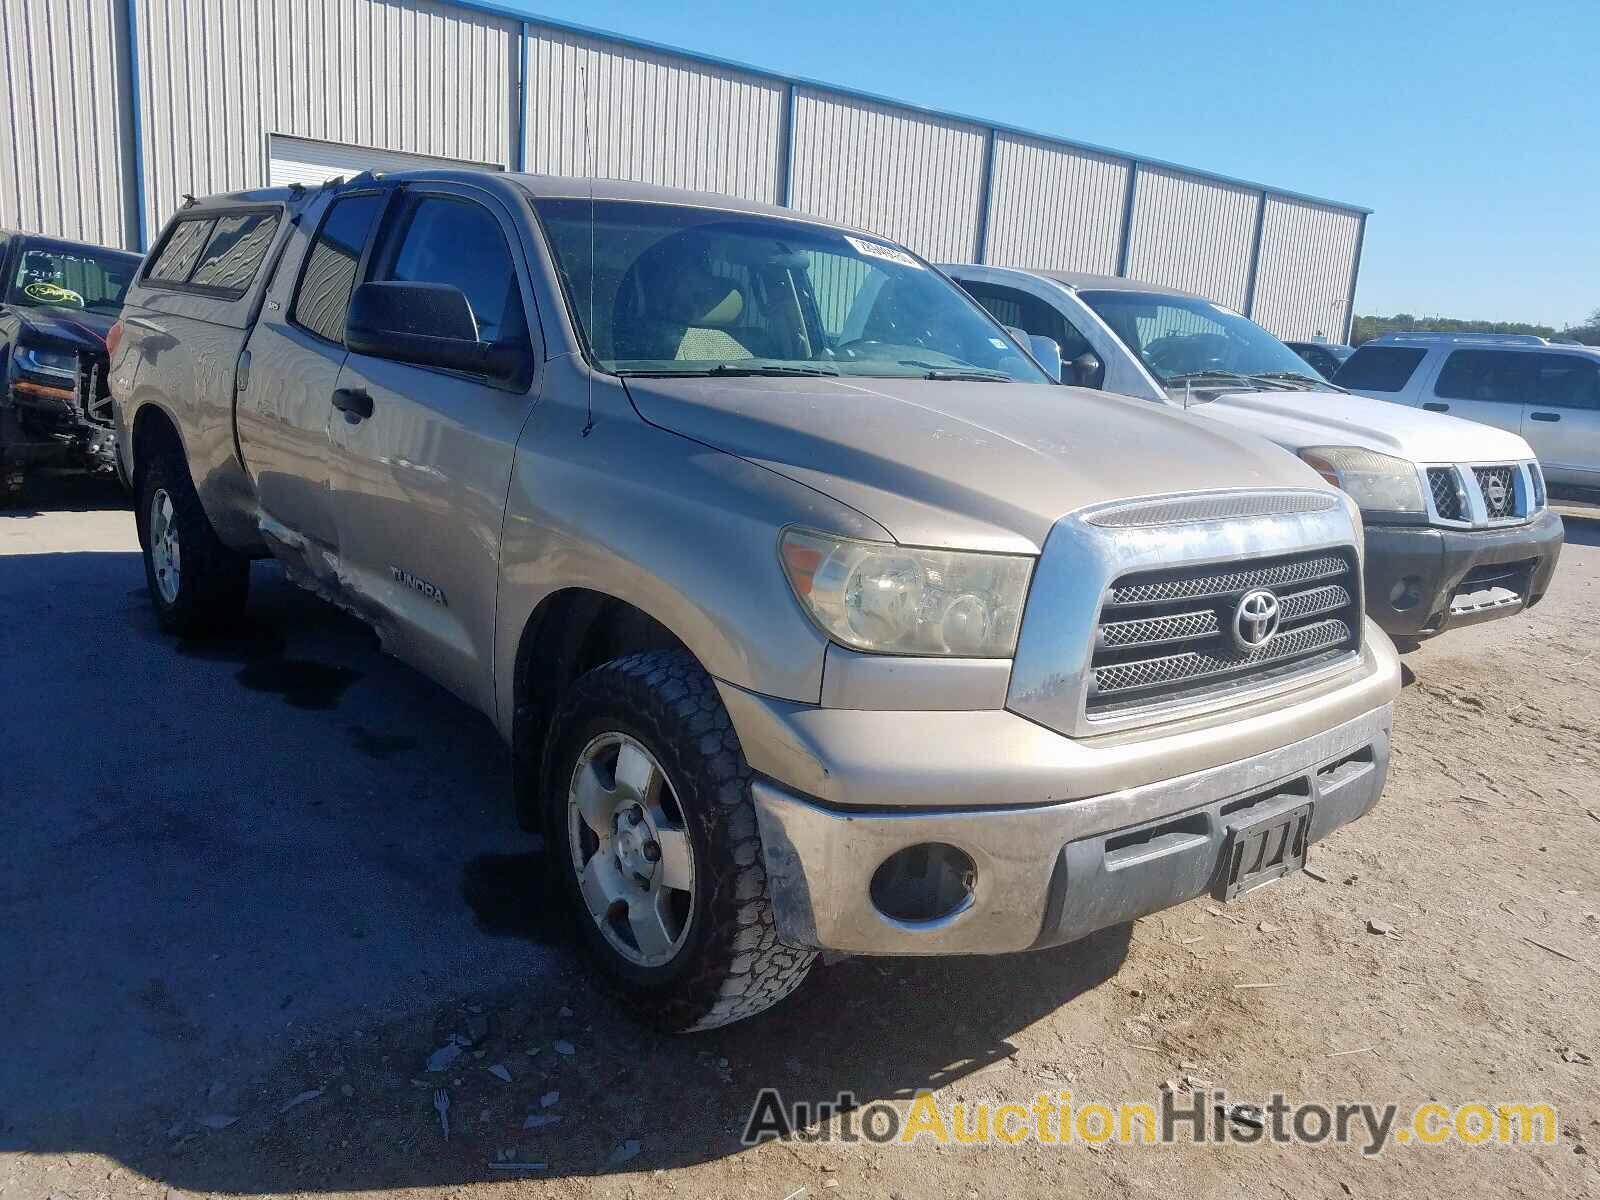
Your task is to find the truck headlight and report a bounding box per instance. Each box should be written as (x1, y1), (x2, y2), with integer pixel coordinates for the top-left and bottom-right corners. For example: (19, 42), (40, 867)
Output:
(1298, 446), (1424, 516)
(780, 529), (1033, 657)
(14, 345), (78, 382)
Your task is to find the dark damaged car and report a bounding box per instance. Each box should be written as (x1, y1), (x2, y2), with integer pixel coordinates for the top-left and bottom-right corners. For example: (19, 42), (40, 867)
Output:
(0, 229), (143, 502)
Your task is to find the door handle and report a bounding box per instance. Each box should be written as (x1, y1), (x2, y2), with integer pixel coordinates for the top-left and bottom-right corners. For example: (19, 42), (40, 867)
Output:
(1530, 411), (1561, 422)
(1422, 402), (1449, 412)
(332, 387), (374, 420)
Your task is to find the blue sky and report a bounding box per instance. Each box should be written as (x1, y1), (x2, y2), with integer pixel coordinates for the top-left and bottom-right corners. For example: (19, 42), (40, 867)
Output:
(501, 0), (1599, 329)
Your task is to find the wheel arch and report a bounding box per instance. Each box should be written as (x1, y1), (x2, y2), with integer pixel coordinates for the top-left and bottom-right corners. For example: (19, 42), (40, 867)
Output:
(130, 400), (187, 483)
(509, 586), (695, 829)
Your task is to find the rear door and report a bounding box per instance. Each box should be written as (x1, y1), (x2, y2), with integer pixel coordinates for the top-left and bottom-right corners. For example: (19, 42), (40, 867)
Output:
(1422, 348), (1532, 435)
(324, 182), (541, 710)
(1523, 352), (1600, 486)
(237, 189), (389, 553)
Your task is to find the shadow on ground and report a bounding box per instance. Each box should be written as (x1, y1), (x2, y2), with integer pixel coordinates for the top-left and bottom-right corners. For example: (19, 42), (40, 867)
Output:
(0, 467), (128, 515)
(0, 545), (1130, 1189)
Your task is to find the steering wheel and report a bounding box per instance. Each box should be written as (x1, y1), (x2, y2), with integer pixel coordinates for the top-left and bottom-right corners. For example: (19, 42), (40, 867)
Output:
(1146, 334), (1228, 375)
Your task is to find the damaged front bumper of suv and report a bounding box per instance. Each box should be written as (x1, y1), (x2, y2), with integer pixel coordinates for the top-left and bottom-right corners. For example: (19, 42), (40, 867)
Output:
(1, 353), (120, 481)
(1365, 509), (1563, 638)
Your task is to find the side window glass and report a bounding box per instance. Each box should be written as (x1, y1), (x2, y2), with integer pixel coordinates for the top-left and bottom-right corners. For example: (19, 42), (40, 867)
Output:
(1534, 355), (1600, 411)
(371, 195), (527, 347)
(291, 193), (387, 345)
(962, 283), (1094, 364)
(1332, 346), (1424, 392)
(1434, 350), (1532, 403)
(146, 218), (216, 283)
(189, 212), (280, 294)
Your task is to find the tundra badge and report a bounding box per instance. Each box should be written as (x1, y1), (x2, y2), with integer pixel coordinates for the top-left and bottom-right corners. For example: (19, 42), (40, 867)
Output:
(391, 566), (447, 606)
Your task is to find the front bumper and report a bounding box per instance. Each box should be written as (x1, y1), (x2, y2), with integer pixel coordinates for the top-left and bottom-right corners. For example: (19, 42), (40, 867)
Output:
(737, 637), (1399, 956)
(1364, 509), (1564, 638)
(1, 376), (118, 471)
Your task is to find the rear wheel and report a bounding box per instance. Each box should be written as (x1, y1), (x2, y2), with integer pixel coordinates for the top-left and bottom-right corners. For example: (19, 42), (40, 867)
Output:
(545, 650), (815, 1031)
(136, 445), (250, 635)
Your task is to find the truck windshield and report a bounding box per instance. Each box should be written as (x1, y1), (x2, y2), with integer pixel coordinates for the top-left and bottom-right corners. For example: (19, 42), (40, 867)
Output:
(532, 198), (1046, 383)
(7, 242), (139, 316)
(1077, 289), (1329, 393)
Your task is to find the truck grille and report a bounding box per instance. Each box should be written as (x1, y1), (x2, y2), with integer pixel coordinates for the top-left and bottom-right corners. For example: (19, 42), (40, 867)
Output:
(1427, 468), (1466, 521)
(1088, 549), (1361, 717)
(1473, 466), (1517, 519)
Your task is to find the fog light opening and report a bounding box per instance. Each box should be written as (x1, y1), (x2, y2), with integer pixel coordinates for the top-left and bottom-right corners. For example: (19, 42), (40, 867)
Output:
(1389, 575), (1425, 612)
(869, 843), (977, 924)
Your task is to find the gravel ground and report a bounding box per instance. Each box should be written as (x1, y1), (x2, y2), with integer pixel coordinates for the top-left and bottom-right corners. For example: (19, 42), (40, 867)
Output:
(3, 474), (1596, 1199)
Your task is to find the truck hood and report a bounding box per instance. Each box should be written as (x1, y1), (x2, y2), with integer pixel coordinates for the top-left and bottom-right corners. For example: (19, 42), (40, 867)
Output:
(1191, 387), (1535, 464)
(8, 306), (115, 354)
(623, 376), (1328, 553)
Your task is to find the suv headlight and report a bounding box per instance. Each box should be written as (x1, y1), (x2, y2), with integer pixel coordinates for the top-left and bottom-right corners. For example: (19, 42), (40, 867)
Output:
(1298, 446), (1424, 515)
(14, 344), (78, 382)
(780, 529), (1033, 657)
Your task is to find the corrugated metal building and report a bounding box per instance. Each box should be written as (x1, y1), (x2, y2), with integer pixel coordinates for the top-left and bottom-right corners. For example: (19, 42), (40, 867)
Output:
(0, 0), (1370, 340)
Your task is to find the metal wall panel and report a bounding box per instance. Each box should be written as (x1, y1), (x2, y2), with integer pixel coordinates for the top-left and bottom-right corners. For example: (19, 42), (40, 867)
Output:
(267, 133), (499, 186)
(984, 134), (1129, 273)
(1124, 166), (1259, 310)
(522, 27), (785, 204)
(788, 88), (987, 262)
(1251, 195), (1363, 342)
(133, 0), (518, 242)
(0, 0), (134, 247)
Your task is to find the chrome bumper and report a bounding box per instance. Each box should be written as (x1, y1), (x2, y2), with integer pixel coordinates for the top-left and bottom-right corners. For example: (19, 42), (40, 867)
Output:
(752, 702), (1392, 955)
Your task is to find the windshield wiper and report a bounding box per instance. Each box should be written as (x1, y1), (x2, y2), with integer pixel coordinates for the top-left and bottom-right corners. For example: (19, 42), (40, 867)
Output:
(1251, 371), (1348, 394)
(617, 364), (840, 379)
(706, 364), (840, 377)
(896, 360), (1013, 382)
(1162, 370), (1259, 390)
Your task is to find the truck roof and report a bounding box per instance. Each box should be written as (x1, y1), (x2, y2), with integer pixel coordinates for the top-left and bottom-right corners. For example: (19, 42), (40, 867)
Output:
(1009, 268), (1204, 302)
(171, 171), (890, 243)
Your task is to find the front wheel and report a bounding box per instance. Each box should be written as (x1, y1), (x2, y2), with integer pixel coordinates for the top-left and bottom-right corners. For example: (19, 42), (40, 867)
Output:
(545, 650), (815, 1031)
(136, 446), (250, 636)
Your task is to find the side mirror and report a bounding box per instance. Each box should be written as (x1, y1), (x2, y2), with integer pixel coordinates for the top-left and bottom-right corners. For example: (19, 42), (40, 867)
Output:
(1069, 351), (1104, 389)
(1027, 334), (1063, 383)
(346, 281), (526, 385)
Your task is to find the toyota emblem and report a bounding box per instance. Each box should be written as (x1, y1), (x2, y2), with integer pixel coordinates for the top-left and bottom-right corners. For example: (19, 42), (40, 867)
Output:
(1233, 588), (1281, 651)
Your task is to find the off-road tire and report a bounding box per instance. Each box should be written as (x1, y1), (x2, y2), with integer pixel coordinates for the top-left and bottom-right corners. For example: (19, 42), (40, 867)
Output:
(544, 649), (815, 1031)
(136, 444), (250, 636)
(0, 468), (23, 508)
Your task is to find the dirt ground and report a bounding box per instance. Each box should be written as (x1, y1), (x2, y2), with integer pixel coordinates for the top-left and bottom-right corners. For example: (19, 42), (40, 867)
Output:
(4, 478), (1597, 1200)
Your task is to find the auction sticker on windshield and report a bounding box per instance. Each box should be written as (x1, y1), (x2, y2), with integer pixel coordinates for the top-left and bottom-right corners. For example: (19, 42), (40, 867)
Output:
(844, 235), (922, 269)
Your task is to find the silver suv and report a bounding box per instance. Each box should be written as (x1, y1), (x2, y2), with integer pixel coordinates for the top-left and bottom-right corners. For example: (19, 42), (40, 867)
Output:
(110, 174), (1398, 1030)
(1337, 333), (1600, 491)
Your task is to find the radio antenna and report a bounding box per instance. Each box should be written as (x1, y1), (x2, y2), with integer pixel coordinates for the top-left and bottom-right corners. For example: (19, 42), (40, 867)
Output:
(581, 62), (596, 438)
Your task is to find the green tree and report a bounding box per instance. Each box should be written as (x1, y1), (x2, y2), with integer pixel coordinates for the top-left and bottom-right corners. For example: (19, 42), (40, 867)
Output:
(1560, 308), (1600, 346)
(1350, 312), (1560, 346)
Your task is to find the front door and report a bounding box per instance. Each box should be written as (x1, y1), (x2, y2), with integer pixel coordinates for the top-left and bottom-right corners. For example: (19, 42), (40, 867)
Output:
(324, 182), (541, 712)
(1522, 352), (1600, 487)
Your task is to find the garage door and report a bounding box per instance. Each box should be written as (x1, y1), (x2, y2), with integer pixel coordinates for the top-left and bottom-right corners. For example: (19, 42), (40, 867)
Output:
(267, 135), (503, 188)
